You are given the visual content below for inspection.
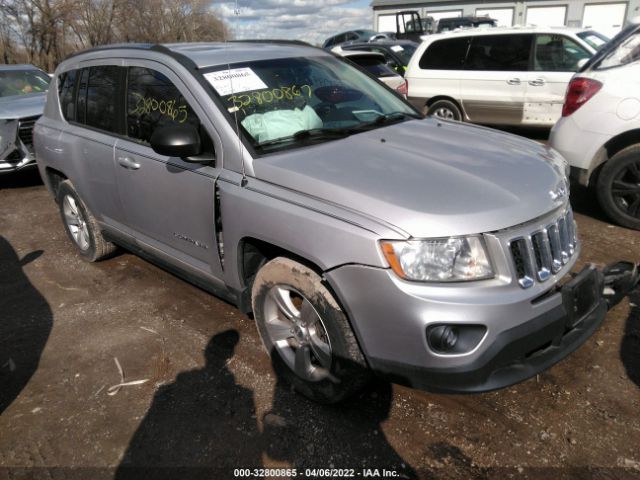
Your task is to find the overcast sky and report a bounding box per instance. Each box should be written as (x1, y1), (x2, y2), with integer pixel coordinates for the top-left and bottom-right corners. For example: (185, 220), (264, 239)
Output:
(216, 0), (374, 46)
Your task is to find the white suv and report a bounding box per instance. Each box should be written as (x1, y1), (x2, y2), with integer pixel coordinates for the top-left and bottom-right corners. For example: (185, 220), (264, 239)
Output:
(406, 27), (605, 126)
(550, 22), (640, 230)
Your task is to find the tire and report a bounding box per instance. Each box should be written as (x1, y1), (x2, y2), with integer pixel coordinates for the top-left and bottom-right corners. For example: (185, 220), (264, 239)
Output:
(251, 257), (370, 403)
(426, 99), (462, 121)
(57, 180), (117, 261)
(596, 144), (640, 230)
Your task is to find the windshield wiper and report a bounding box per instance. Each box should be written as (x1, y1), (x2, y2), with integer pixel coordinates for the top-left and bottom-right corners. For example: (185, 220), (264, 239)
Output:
(369, 111), (421, 126)
(349, 111), (422, 133)
(255, 127), (354, 149)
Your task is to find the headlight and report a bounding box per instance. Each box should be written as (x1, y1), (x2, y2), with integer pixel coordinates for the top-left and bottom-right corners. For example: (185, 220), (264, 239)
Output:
(380, 236), (494, 282)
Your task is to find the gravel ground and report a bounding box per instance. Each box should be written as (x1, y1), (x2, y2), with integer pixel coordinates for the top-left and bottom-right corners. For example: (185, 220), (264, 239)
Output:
(0, 164), (639, 480)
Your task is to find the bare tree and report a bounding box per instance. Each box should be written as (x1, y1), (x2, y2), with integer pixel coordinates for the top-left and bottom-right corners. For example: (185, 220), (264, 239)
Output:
(0, 0), (229, 70)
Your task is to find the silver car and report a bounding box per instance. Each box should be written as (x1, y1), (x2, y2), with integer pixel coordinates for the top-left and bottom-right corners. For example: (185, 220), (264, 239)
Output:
(34, 42), (625, 403)
(0, 64), (50, 174)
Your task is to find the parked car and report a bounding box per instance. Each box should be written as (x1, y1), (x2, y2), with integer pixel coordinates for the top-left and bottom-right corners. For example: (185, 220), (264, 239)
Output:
(339, 40), (419, 75)
(0, 64), (50, 174)
(550, 21), (640, 229)
(436, 16), (497, 33)
(405, 27), (602, 125)
(332, 48), (407, 95)
(323, 30), (393, 49)
(576, 29), (611, 51)
(36, 41), (630, 403)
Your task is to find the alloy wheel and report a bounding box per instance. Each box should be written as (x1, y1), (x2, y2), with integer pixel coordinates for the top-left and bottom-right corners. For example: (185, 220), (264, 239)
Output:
(611, 161), (640, 218)
(263, 285), (332, 382)
(62, 194), (90, 251)
(433, 107), (456, 120)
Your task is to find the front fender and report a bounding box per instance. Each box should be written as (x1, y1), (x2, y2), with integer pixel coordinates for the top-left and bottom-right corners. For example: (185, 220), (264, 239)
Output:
(217, 175), (404, 291)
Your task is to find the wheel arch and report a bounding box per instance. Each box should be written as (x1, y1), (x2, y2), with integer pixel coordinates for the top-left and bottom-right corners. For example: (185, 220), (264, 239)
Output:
(424, 96), (465, 119)
(234, 237), (366, 346)
(235, 236), (326, 313)
(44, 167), (68, 201)
(588, 129), (640, 185)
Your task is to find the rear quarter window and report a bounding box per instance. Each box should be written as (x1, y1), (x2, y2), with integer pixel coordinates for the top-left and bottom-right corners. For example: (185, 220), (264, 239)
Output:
(58, 70), (77, 122)
(419, 37), (469, 70)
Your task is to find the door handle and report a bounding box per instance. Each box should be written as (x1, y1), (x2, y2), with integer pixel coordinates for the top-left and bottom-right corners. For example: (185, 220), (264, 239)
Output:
(529, 78), (546, 87)
(117, 156), (140, 170)
(507, 78), (521, 85)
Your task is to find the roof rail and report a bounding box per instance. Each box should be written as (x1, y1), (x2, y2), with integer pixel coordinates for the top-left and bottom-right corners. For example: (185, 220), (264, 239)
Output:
(63, 42), (166, 61)
(228, 39), (312, 46)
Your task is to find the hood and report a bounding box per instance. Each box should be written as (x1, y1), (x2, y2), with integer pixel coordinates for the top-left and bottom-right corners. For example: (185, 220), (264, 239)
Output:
(252, 118), (568, 238)
(0, 93), (46, 120)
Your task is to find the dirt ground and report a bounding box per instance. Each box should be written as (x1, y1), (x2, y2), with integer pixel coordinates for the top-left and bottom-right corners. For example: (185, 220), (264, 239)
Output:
(1, 162), (639, 480)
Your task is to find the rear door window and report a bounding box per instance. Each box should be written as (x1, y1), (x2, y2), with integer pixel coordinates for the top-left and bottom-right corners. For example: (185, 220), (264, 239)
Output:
(126, 67), (201, 145)
(533, 34), (591, 72)
(86, 66), (121, 133)
(419, 37), (470, 70)
(465, 34), (533, 71)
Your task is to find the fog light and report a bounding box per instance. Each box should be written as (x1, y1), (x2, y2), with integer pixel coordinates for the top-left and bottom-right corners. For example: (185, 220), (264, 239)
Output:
(426, 324), (487, 355)
(427, 325), (458, 352)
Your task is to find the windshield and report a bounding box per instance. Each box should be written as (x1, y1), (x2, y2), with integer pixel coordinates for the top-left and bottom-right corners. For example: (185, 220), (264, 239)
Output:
(0, 69), (50, 98)
(577, 30), (610, 50)
(391, 44), (418, 65)
(597, 29), (640, 69)
(203, 55), (417, 153)
(347, 55), (398, 77)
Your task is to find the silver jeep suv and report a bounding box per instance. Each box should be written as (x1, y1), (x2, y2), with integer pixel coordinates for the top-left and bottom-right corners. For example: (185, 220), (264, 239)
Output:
(35, 42), (622, 403)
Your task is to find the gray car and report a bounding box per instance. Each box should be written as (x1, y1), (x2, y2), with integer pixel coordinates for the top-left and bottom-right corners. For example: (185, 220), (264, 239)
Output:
(0, 64), (50, 174)
(34, 42), (630, 403)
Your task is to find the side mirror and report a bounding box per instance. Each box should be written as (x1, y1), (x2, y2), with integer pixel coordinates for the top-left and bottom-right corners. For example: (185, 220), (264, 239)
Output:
(150, 125), (202, 159)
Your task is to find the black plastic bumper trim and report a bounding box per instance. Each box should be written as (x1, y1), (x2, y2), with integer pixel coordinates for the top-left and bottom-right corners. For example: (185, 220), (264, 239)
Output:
(368, 288), (608, 394)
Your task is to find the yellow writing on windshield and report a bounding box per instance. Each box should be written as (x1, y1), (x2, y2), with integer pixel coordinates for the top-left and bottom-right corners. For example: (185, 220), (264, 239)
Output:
(130, 92), (189, 123)
(227, 85), (312, 109)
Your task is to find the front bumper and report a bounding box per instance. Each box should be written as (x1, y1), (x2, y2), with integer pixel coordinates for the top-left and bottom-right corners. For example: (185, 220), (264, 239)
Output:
(326, 261), (631, 394)
(0, 151), (37, 174)
(0, 117), (38, 174)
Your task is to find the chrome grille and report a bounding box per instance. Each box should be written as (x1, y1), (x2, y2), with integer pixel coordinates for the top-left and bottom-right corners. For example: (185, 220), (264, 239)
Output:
(18, 116), (39, 147)
(508, 208), (577, 288)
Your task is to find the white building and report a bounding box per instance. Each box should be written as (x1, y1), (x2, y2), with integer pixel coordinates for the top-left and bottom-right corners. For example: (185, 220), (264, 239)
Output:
(372, 0), (640, 38)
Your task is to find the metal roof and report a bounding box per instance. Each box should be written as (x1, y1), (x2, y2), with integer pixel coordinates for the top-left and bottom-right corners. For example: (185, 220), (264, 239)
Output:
(62, 41), (326, 70)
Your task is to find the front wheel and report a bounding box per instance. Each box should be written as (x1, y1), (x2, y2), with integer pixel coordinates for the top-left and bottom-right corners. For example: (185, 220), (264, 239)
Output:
(597, 145), (640, 230)
(251, 257), (370, 403)
(426, 99), (462, 121)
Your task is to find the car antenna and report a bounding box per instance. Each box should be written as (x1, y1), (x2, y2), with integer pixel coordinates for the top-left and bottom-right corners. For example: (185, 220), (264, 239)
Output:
(226, 1), (248, 187)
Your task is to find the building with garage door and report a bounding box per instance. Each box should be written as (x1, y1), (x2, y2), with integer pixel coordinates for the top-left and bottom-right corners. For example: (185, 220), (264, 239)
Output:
(372, 0), (640, 38)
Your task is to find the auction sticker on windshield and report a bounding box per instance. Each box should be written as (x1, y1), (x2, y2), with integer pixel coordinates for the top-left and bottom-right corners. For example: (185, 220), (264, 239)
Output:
(204, 68), (268, 96)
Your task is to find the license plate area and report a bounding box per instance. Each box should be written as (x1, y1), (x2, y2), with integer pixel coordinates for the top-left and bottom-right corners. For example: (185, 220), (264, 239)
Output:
(561, 265), (603, 328)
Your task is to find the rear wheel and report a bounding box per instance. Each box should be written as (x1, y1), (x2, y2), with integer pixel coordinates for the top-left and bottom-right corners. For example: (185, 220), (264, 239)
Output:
(426, 99), (462, 121)
(251, 257), (370, 403)
(57, 181), (116, 261)
(597, 145), (640, 230)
